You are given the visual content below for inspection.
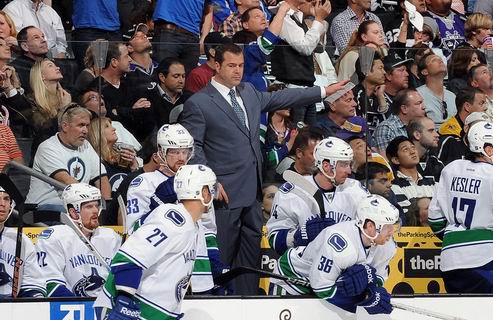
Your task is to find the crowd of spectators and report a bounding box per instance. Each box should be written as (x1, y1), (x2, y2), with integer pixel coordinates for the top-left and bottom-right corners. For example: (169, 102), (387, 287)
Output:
(0, 0), (492, 296)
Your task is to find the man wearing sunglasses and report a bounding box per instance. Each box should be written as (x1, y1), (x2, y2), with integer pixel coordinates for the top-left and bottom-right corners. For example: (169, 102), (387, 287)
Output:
(416, 53), (457, 129)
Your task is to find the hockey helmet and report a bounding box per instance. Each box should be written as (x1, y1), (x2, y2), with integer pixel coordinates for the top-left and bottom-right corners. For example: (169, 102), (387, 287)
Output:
(174, 164), (217, 209)
(355, 194), (400, 241)
(313, 137), (353, 181)
(467, 121), (493, 157)
(156, 124), (194, 163)
(62, 183), (102, 216)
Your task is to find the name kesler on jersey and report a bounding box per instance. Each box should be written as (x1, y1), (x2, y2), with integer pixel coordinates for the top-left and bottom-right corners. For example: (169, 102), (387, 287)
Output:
(450, 176), (481, 194)
(68, 157), (86, 181)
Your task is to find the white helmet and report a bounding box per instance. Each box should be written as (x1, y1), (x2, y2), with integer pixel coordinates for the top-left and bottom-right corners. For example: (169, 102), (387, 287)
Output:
(156, 124), (194, 169)
(62, 183), (102, 233)
(313, 137), (353, 182)
(467, 121), (493, 157)
(356, 194), (400, 242)
(0, 186), (15, 221)
(174, 164), (217, 210)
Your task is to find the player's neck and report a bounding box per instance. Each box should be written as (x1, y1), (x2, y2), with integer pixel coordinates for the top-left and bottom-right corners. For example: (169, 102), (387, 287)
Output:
(182, 201), (205, 222)
(314, 172), (334, 190)
(0, 223), (4, 234)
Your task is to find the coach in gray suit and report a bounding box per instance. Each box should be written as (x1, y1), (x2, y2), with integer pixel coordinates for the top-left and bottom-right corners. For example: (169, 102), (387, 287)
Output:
(180, 43), (349, 295)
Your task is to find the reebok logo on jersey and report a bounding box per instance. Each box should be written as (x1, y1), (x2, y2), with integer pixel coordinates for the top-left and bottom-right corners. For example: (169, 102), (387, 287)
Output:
(364, 265), (374, 284)
(120, 306), (140, 317)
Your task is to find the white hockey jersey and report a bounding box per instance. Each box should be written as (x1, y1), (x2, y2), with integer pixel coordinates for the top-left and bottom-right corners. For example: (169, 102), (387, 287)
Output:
(0, 227), (46, 297)
(126, 170), (172, 234)
(429, 159), (493, 271)
(266, 176), (369, 253)
(127, 170), (216, 293)
(35, 225), (121, 297)
(94, 203), (200, 320)
(272, 221), (396, 298)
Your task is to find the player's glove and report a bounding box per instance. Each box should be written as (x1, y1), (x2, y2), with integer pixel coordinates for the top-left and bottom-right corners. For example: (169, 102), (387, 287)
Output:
(358, 286), (393, 315)
(335, 264), (377, 297)
(293, 228), (308, 247)
(108, 295), (141, 320)
(305, 216), (335, 243)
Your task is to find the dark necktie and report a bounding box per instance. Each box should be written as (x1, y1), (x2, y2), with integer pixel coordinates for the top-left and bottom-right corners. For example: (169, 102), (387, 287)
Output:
(228, 89), (247, 128)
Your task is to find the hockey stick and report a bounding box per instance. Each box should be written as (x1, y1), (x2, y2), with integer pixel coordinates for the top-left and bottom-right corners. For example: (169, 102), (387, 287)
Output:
(217, 266), (464, 320)
(282, 170), (324, 216)
(59, 213), (110, 271)
(215, 266), (310, 287)
(0, 173), (25, 298)
(6, 161), (67, 190)
(117, 195), (127, 242)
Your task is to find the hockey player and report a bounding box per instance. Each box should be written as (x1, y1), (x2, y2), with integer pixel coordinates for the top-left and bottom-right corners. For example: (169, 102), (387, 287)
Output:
(126, 124), (222, 294)
(267, 137), (369, 255)
(126, 123), (194, 233)
(94, 164), (217, 320)
(429, 121), (493, 293)
(271, 194), (398, 316)
(35, 183), (121, 297)
(0, 184), (46, 298)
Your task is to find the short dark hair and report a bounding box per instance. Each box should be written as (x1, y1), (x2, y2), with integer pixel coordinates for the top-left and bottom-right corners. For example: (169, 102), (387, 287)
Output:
(355, 51), (383, 82)
(215, 43), (243, 65)
(17, 26), (36, 53)
(455, 87), (482, 114)
(104, 42), (124, 69)
(417, 52), (435, 77)
(406, 117), (426, 142)
(288, 127), (324, 156)
(355, 162), (390, 182)
(241, 6), (262, 24)
(386, 136), (413, 161)
(156, 57), (184, 79)
(391, 89), (416, 115)
(468, 63), (488, 85)
(76, 86), (99, 105)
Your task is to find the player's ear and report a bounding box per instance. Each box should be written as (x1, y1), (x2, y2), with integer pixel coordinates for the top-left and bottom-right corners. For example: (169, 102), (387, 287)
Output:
(68, 207), (79, 220)
(295, 148), (303, 160)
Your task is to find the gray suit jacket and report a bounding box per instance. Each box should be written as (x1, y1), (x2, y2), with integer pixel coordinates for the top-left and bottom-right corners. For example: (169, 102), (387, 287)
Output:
(180, 81), (322, 208)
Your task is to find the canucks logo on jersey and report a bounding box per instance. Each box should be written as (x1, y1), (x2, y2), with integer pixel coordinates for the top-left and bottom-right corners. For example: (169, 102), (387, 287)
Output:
(175, 274), (191, 302)
(73, 267), (105, 297)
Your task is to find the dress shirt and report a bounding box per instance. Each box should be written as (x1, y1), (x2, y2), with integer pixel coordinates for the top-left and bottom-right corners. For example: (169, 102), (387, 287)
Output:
(211, 78), (250, 129)
(279, 8), (328, 56)
(4, 0), (67, 57)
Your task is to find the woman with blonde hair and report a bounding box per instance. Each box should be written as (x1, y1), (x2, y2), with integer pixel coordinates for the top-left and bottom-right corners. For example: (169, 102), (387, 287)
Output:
(464, 12), (493, 50)
(29, 58), (71, 156)
(0, 11), (17, 47)
(87, 116), (138, 195)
